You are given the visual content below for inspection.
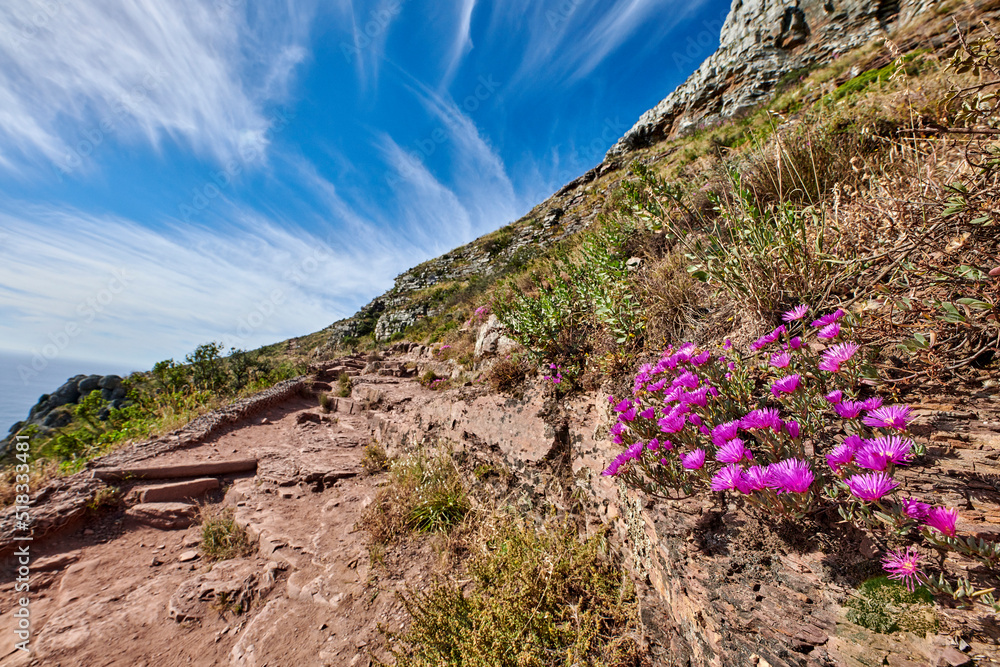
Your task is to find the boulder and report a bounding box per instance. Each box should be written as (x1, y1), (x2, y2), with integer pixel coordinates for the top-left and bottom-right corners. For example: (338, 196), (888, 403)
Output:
(125, 502), (198, 530)
(77, 374), (102, 394)
(474, 315), (519, 360)
(134, 478), (220, 504)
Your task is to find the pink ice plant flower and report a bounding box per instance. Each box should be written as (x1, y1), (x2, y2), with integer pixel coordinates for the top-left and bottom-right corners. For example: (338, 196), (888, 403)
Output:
(613, 399), (631, 413)
(712, 421), (741, 446)
(845, 471), (898, 502)
(751, 325), (787, 350)
(716, 438), (753, 464)
(901, 498), (931, 521)
(785, 420), (801, 439)
(639, 407), (657, 420)
(924, 506), (958, 537)
(710, 464), (743, 491)
(818, 342), (859, 372)
(834, 400), (865, 419)
(824, 389), (843, 404)
(862, 435), (914, 468)
(882, 547), (926, 592)
(736, 465), (771, 493)
(826, 442), (857, 473)
(770, 374), (801, 398)
(789, 336), (804, 350)
(770, 351), (791, 368)
(782, 304), (809, 322)
(818, 322), (841, 339)
(860, 396), (883, 411)
(681, 449), (706, 470)
(811, 309), (846, 327)
(862, 405), (912, 431)
(768, 458), (814, 494)
(741, 408), (782, 432)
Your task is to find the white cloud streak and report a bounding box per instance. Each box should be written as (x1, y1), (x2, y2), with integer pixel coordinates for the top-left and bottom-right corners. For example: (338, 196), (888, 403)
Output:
(0, 0), (312, 173)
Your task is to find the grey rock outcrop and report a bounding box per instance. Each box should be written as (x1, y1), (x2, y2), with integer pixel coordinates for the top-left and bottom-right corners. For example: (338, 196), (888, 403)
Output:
(474, 315), (519, 360)
(607, 0), (935, 156)
(2, 373), (133, 455)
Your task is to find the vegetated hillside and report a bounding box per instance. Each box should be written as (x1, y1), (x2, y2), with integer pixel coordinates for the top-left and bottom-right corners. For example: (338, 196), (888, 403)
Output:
(312, 0), (998, 393)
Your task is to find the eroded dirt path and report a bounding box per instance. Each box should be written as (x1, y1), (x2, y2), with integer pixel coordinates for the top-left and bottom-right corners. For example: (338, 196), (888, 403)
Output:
(0, 365), (422, 667)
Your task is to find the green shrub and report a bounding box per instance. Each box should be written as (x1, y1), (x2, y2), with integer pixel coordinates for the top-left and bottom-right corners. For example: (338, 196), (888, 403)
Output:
(336, 372), (352, 398)
(845, 576), (938, 635)
(382, 520), (642, 667)
(361, 440), (390, 474)
(200, 506), (254, 561)
(360, 449), (468, 545)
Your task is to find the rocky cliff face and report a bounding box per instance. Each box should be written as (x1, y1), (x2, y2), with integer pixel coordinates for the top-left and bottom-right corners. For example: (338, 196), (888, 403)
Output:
(607, 0), (934, 155)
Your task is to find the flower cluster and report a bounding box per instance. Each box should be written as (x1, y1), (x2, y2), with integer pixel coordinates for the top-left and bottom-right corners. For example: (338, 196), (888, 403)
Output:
(543, 363), (564, 385)
(599, 305), (985, 593)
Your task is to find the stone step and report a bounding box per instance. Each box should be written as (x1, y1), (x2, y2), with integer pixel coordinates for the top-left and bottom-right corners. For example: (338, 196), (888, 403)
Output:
(133, 477), (221, 504)
(93, 458), (258, 482)
(125, 502), (198, 530)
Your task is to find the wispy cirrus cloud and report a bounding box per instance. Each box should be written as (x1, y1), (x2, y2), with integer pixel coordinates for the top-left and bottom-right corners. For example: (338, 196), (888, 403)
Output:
(490, 0), (710, 88)
(0, 199), (394, 366)
(0, 0), (313, 173)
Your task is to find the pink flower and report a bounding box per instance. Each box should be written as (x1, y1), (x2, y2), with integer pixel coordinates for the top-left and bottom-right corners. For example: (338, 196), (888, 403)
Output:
(862, 405), (912, 431)
(752, 325), (787, 350)
(818, 322), (841, 339)
(862, 435), (914, 467)
(882, 547), (925, 592)
(736, 465), (770, 493)
(741, 408), (782, 432)
(782, 304), (809, 322)
(860, 396), (883, 411)
(712, 420), (741, 446)
(620, 407), (637, 422)
(811, 309), (846, 327)
(771, 374), (801, 397)
(924, 506), (958, 537)
(692, 350), (712, 366)
(716, 438), (753, 464)
(768, 458), (814, 494)
(710, 464), (743, 491)
(614, 399), (631, 413)
(845, 471), (898, 502)
(609, 422), (626, 436)
(789, 336), (804, 350)
(639, 407), (657, 420)
(901, 498), (931, 521)
(824, 390), (843, 404)
(681, 449), (706, 470)
(834, 400), (865, 419)
(647, 439), (660, 451)
(646, 378), (667, 392)
(785, 420), (800, 439)
(657, 415), (686, 434)
(688, 413), (703, 426)
(770, 351), (791, 368)
(826, 441), (856, 473)
(818, 342), (859, 372)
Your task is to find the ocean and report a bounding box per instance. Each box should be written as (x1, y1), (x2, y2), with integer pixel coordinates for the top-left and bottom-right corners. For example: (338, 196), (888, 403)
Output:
(0, 350), (139, 436)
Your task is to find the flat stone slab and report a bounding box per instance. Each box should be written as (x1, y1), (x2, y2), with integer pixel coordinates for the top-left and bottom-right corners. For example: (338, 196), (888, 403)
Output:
(136, 478), (220, 503)
(126, 502), (198, 530)
(93, 459), (257, 482)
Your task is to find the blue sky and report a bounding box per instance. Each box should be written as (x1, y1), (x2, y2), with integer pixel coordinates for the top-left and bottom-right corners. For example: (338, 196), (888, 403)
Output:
(0, 0), (730, 371)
